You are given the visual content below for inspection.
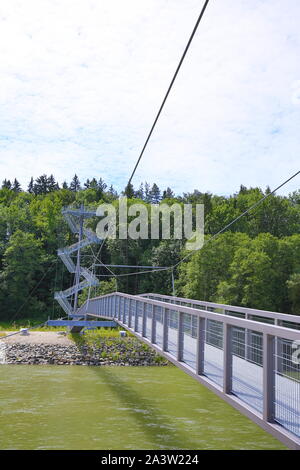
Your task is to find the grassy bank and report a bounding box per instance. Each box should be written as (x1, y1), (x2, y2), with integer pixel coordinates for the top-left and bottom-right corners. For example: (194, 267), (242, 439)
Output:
(70, 329), (168, 366)
(0, 318), (58, 331)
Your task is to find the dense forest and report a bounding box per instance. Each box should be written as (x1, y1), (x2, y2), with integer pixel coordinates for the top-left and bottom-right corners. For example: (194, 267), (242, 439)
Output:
(0, 173), (299, 321)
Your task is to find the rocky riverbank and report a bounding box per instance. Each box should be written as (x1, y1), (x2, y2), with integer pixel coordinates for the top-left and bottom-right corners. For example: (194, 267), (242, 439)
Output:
(1, 334), (169, 366)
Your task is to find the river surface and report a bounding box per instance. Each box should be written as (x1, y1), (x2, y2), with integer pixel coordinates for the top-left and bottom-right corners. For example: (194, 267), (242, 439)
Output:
(0, 365), (286, 450)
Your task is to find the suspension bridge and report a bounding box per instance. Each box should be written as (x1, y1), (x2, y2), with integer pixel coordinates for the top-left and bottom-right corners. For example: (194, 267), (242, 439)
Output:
(47, 205), (300, 450)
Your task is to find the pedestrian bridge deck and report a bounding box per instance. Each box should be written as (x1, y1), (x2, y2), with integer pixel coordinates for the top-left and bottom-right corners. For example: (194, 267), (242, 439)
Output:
(76, 292), (300, 450)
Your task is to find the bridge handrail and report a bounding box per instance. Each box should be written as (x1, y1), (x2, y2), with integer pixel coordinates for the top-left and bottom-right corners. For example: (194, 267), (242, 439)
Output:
(78, 292), (300, 341)
(138, 292), (300, 327)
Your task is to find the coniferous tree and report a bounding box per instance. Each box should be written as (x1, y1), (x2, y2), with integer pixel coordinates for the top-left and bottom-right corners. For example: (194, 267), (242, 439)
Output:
(108, 184), (118, 198)
(149, 183), (161, 203)
(2, 179), (12, 189)
(84, 178), (91, 189)
(239, 184), (248, 194)
(12, 178), (22, 193)
(162, 187), (174, 199)
(33, 174), (50, 194)
(48, 174), (59, 192)
(28, 177), (34, 194)
(90, 178), (98, 190)
(96, 178), (107, 199)
(124, 182), (135, 198)
(70, 174), (81, 192)
(265, 186), (272, 195)
(135, 183), (144, 200)
(98, 178), (107, 192)
(144, 182), (151, 202)
(62, 181), (69, 190)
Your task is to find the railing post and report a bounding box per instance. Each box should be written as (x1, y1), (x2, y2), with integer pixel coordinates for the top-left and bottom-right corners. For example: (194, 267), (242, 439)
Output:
(108, 296), (111, 317)
(134, 301), (139, 332)
(263, 333), (275, 422)
(116, 296), (119, 320)
(245, 329), (251, 361)
(223, 323), (232, 394)
(177, 312), (184, 362)
(275, 320), (283, 374)
(196, 316), (206, 375)
(244, 313), (250, 361)
(151, 304), (156, 343)
(163, 308), (169, 352)
(128, 299), (132, 328)
(142, 303), (147, 337)
(114, 294), (117, 319)
(122, 298), (126, 324)
(118, 297), (122, 321)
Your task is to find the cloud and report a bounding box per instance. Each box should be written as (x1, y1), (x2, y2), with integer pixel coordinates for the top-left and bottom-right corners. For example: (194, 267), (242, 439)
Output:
(0, 0), (299, 195)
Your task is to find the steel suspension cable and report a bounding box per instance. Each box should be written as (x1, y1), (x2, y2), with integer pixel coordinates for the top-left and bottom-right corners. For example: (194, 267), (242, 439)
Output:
(127, 0), (211, 186)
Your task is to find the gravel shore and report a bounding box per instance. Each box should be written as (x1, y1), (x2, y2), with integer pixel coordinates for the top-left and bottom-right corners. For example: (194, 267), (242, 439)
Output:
(0, 331), (169, 367)
(3, 331), (73, 345)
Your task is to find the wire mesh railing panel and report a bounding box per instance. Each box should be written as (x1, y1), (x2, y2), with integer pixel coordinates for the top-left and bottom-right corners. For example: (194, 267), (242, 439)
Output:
(232, 327), (246, 358)
(248, 315), (274, 325)
(111, 297), (115, 317)
(122, 297), (127, 323)
(225, 310), (245, 319)
(145, 303), (153, 339)
(275, 338), (300, 437)
(167, 309), (178, 357)
(141, 294), (300, 333)
(204, 320), (223, 387)
(115, 296), (119, 319)
(281, 321), (300, 331)
(154, 305), (164, 348)
(206, 319), (223, 349)
(232, 327), (263, 413)
(192, 303), (206, 310)
(136, 301), (144, 334)
(182, 313), (197, 371)
(117, 297), (121, 320)
(248, 331), (263, 366)
(124, 298), (129, 324)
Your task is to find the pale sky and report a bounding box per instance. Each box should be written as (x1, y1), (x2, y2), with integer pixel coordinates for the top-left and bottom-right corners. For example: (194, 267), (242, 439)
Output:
(0, 0), (299, 196)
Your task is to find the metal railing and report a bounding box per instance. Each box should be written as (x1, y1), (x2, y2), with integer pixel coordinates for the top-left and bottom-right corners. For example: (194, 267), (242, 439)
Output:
(139, 293), (300, 330)
(77, 292), (300, 449)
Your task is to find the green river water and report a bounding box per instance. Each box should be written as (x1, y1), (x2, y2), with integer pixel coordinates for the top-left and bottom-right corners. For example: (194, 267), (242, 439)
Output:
(0, 365), (286, 450)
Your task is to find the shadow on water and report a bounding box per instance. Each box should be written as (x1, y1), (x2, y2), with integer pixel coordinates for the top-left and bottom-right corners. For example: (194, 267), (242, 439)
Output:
(87, 365), (188, 449)
(70, 333), (188, 448)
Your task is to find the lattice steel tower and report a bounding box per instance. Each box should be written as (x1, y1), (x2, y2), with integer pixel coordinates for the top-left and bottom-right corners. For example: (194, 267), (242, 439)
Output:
(54, 205), (100, 316)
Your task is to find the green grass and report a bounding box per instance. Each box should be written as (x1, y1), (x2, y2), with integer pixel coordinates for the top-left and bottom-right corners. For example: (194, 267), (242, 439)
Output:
(281, 370), (300, 382)
(0, 319), (131, 335)
(0, 318), (66, 332)
(69, 327), (134, 347)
